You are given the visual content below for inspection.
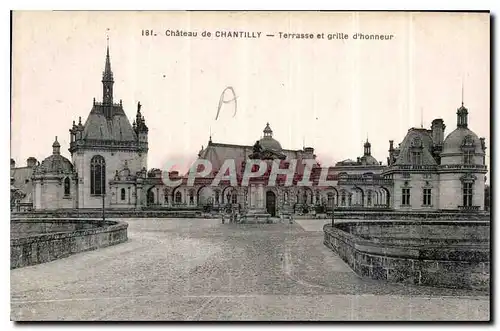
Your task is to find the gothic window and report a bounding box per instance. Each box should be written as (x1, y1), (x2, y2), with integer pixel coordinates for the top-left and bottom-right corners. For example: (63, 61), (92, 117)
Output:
(121, 188), (126, 201)
(231, 191), (238, 204)
(402, 188), (411, 206)
(367, 190), (372, 206)
(423, 188), (432, 206)
(90, 155), (106, 195)
(175, 191), (182, 204)
(341, 191), (346, 206)
(463, 182), (473, 207)
(64, 177), (70, 196)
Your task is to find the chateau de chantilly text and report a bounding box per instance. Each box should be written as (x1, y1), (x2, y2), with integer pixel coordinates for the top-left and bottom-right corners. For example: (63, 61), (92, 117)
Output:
(142, 29), (395, 41)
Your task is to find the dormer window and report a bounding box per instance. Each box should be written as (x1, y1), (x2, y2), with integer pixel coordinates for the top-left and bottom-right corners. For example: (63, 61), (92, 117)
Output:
(461, 135), (475, 165)
(410, 136), (423, 165)
(463, 150), (474, 165)
(411, 151), (422, 165)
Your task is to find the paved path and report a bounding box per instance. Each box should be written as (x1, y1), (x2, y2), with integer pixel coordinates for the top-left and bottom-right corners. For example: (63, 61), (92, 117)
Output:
(11, 218), (489, 321)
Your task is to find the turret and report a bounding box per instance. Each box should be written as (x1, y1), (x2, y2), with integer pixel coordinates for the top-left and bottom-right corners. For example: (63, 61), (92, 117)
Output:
(52, 136), (61, 155)
(457, 103), (468, 128)
(363, 139), (371, 156)
(134, 101), (148, 144)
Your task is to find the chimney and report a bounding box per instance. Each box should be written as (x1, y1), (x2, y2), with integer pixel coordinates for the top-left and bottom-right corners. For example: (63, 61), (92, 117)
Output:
(10, 158), (15, 169)
(389, 140), (394, 151)
(27, 157), (37, 168)
(431, 119), (446, 145)
(303, 147), (314, 159)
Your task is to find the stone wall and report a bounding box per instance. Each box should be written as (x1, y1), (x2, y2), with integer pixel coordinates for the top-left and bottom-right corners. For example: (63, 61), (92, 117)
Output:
(11, 218), (128, 269)
(323, 222), (490, 291)
(12, 209), (490, 221)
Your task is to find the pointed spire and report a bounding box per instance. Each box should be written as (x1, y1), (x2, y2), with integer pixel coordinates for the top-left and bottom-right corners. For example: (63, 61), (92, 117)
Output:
(102, 33), (114, 105)
(103, 42), (113, 82)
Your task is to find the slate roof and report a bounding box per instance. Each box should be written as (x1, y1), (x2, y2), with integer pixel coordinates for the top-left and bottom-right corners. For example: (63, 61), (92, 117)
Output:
(197, 141), (310, 175)
(394, 128), (437, 165)
(34, 154), (74, 175)
(442, 127), (483, 155)
(82, 104), (137, 142)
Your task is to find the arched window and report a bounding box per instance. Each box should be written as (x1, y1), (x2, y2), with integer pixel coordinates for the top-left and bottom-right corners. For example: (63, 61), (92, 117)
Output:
(121, 188), (126, 201)
(90, 155), (106, 195)
(341, 190), (346, 206)
(231, 191), (238, 204)
(214, 190), (220, 204)
(175, 191), (182, 203)
(64, 177), (70, 196)
(367, 190), (372, 206)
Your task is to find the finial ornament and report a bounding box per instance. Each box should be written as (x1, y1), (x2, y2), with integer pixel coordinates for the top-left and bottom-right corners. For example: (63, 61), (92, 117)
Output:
(461, 77), (464, 106)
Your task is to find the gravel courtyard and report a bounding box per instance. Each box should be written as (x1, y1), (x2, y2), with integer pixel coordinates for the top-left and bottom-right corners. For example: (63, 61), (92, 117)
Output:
(11, 218), (489, 321)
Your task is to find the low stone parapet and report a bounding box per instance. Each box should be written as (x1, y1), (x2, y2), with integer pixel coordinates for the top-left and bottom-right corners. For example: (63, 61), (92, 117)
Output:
(323, 221), (490, 291)
(11, 218), (128, 269)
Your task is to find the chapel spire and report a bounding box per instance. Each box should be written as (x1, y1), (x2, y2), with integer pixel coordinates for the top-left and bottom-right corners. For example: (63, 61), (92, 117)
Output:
(102, 36), (114, 105)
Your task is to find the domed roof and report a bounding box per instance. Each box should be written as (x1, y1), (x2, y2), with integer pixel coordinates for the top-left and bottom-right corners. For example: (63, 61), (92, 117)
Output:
(258, 123), (282, 151)
(259, 137), (282, 151)
(360, 155), (379, 165)
(34, 154), (74, 175)
(442, 127), (483, 155)
(34, 137), (74, 175)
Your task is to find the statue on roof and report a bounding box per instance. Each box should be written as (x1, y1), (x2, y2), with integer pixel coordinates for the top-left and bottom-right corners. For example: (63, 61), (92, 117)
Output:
(253, 140), (263, 154)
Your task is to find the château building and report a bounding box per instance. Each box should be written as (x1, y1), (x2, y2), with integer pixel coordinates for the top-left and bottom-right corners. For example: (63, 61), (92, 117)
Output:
(10, 47), (488, 215)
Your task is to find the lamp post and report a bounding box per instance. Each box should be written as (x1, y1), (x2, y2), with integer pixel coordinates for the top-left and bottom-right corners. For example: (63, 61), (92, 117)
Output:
(331, 200), (335, 228)
(102, 192), (105, 222)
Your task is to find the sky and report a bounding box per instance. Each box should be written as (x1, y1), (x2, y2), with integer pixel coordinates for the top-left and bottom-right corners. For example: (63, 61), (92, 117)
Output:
(11, 11), (490, 179)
